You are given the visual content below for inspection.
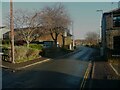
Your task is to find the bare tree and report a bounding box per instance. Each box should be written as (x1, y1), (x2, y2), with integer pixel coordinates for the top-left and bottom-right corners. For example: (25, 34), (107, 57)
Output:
(40, 3), (71, 47)
(85, 31), (99, 45)
(5, 9), (42, 47)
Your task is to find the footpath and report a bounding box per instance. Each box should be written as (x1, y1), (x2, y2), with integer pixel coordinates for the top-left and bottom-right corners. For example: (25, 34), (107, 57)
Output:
(85, 61), (120, 89)
(93, 61), (120, 80)
(1, 57), (50, 71)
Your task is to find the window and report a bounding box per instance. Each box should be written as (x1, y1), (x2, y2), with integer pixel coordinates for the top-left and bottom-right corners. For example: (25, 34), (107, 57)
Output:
(113, 16), (120, 27)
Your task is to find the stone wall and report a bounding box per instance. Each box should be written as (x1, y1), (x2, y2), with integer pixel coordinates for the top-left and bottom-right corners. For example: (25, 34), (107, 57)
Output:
(106, 30), (120, 49)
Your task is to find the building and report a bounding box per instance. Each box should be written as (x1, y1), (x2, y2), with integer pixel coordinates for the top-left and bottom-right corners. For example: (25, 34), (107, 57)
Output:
(0, 26), (10, 39)
(75, 39), (98, 46)
(3, 27), (73, 49)
(35, 32), (73, 49)
(101, 8), (120, 57)
(0, 26), (10, 46)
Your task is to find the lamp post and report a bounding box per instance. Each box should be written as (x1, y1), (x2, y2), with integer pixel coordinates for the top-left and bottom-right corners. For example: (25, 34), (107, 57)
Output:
(10, 0), (15, 63)
(96, 9), (103, 41)
(71, 21), (75, 50)
(96, 9), (104, 56)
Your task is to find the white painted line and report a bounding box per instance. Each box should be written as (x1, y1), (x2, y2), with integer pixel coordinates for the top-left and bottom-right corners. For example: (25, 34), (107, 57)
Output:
(0, 65), (9, 69)
(17, 59), (50, 70)
(109, 63), (120, 76)
(1, 59), (51, 70)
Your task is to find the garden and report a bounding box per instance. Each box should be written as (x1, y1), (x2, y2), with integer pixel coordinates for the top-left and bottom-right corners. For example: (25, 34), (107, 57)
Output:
(2, 40), (43, 63)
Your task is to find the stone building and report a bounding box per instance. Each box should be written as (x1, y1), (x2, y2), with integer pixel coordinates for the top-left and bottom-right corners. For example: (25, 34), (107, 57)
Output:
(101, 8), (120, 57)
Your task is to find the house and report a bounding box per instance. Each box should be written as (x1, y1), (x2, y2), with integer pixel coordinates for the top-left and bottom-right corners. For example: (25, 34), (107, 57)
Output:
(3, 27), (73, 49)
(101, 8), (120, 57)
(0, 26), (10, 40)
(0, 26), (10, 45)
(35, 32), (73, 49)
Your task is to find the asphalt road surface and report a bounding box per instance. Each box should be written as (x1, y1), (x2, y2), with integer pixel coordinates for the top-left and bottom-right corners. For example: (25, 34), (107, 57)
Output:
(2, 46), (99, 89)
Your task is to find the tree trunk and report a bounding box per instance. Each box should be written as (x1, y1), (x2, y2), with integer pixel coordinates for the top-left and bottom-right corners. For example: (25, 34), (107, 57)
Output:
(26, 41), (30, 48)
(54, 33), (58, 47)
(50, 32), (58, 47)
(62, 35), (65, 48)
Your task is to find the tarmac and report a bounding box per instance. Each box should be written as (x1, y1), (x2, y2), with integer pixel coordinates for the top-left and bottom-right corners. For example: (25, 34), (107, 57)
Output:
(1, 50), (120, 88)
(1, 49), (79, 71)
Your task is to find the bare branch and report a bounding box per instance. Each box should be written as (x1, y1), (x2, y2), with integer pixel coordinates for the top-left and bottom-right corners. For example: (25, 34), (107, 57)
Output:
(39, 3), (71, 46)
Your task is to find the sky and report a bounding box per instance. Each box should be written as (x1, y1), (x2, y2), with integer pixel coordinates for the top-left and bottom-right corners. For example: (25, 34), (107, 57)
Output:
(0, 1), (119, 39)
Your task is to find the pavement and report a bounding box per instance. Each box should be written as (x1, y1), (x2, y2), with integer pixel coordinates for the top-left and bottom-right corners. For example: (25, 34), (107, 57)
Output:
(85, 61), (120, 89)
(93, 61), (119, 79)
(110, 63), (120, 76)
(1, 57), (50, 70)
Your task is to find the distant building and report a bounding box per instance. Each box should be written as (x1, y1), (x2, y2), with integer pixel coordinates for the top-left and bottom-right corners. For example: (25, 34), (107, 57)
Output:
(75, 39), (98, 46)
(36, 32), (73, 49)
(3, 27), (73, 49)
(101, 8), (120, 57)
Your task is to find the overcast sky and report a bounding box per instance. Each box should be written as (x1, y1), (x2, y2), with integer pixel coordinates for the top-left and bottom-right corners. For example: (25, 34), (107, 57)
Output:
(1, 1), (119, 39)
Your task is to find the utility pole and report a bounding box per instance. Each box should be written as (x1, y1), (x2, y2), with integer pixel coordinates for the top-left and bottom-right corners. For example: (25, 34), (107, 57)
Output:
(10, 0), (15, 63)
(71, 21), (75, 50)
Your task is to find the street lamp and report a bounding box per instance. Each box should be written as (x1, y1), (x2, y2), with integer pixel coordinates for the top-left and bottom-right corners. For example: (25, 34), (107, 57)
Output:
(96, 9), (103, 41)
(96, 10), (103, 12)
(71, 21), (75, 50)
(96, 9), (104, 56)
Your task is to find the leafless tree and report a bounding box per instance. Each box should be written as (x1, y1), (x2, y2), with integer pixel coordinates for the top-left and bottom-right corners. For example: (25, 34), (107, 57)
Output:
(40, 3), (71, 47)
(5, 9), (42, 47)
(85, 31), (99, 45)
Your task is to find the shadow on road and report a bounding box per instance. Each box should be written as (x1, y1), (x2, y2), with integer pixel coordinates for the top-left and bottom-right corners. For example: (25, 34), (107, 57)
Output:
(2, 70), (83, 89)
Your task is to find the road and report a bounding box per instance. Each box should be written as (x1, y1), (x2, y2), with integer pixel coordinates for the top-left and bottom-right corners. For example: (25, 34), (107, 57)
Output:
(2, 46), (99, 89)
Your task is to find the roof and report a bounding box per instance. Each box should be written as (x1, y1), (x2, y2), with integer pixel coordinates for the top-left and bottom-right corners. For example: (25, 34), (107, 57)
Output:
(104, 8), (120, 15)
(0, 26), (6, 29)
(0, 27), (10, 34)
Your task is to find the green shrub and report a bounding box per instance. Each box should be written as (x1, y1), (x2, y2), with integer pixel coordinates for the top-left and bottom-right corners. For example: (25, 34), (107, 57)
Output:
(29, 44), (43, 50)
(2, 47), (9, 55)
(2, 45), (41, 63)
(26, 48), (40, 59)
(2, 44), (10, 49)
(14, 46), (28, 61)
(2, 39), (10, 45)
